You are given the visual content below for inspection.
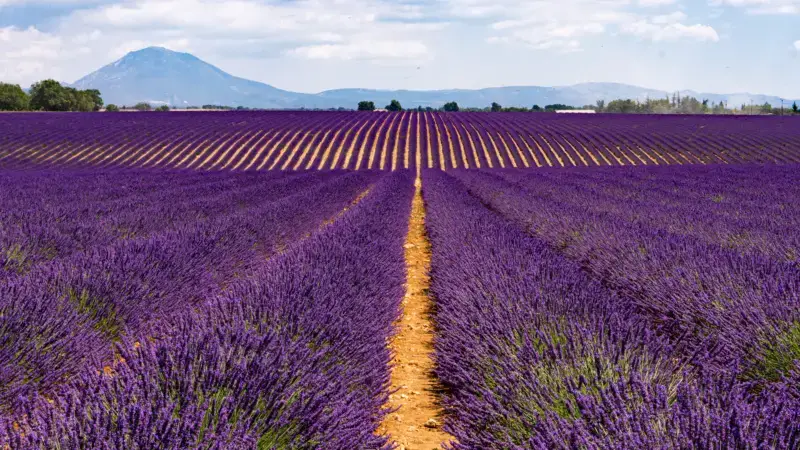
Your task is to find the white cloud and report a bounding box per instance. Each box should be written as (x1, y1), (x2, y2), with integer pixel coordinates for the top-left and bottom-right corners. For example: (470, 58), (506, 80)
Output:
(0, 0), (740, 92)
(61, 0), (446, 64)
(753, 4), (799, 13)
(621, 21), (720, 41)
(0, 27), (65, 84)
(476, 0), (716, 50)
(710, 0), (800, 14)
(309, 32), (344, 43)
(488, 34), (583, 52)
(638, 0), (678, 5)
(77, 0), (348, 34)
(74, 0), (440, 37)
(794, 40), (800, 51)
(482, 2), (622, 51)
(0, 0), (723, 81)
(289, 40), (430, 61)
(444, 0), (512, 18)
(0, 0), (100, 4)
(0, 25), (109, 86)
(550, 23), (606, 38)
(489, 21), (604, 52)
(651, 11), (688, 24)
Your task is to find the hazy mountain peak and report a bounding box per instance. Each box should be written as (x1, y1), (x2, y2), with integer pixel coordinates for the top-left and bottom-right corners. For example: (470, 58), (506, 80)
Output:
(71, 47), (307, 108)
(118, 47), (201, 64)
(134, 46), (174, 53)
(93, 46), (215, 78)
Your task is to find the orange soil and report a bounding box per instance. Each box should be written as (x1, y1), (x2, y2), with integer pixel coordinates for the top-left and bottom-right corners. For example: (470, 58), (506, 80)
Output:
(379, 178), (453, 450)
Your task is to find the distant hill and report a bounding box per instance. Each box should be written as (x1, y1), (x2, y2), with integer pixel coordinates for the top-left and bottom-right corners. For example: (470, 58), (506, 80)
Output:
(71, 47), (335, 109)
(70, 47), (799, 109)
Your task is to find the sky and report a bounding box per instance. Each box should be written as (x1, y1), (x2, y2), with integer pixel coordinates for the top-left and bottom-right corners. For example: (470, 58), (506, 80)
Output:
(1, 0), (798, 98)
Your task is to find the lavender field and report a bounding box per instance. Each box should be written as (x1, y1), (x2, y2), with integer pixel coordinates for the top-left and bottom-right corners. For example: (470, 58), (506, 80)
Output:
(426, 166), (800, 448)
(1, 169), (412, 448)
(0, 113), (799, 449)
(2, 112), (800, 170)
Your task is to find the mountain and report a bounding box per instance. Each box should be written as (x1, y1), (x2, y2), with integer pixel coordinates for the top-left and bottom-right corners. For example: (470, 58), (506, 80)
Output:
(71, 47), (336, 108)
(71, 47), (799, 109)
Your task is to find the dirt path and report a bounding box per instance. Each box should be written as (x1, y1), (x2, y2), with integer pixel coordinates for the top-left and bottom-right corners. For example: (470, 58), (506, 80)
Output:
(379, 177), (453, 449)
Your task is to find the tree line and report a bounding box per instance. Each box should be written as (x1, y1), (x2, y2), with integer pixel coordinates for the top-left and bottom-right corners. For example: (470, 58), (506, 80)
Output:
(0, 80), (176, 112)
(357, 100), (596, 113)
(121, 103), (170, 112)
(356, 96), (799, 115)
(597, 94), (799, 115)
(0, 80), (103, 112)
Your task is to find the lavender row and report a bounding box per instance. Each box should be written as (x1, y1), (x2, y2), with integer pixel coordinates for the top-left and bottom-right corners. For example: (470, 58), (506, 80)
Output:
(2, 171), (414, 448)
(497, 166), (800, 261)
(0, 170), (225, 211)
(451, 169), (799, 383)
(0, 171), (375, 409)
(423, 170), (798, 448)
(0, 171), (308, 278)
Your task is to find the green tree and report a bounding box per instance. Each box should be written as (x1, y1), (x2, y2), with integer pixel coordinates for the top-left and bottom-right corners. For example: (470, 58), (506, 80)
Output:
(0, 83), (29, 111)
(443, 101), (459, 112)
(490, 102), (502, 112)
(84, 89), (104, 111)
(357, 101), (376, 111)
(606, 99), (639, 114)
(155, 105), (170, 112)
(65, 88), (95, 112)
(672, 96), (703, 114)
(544, 104), (572, 112)
(105, 104), (120, 112)
(793, 102), (798, 114)
(134, 102), (153, 111)
(595, 99), (605, 112)
(759, 102), (772, 114)
(531, 104), (542, 112)
(643, 97), (671, 114)
(27, 80), (103, 112)
(386, 99), (403, 112)
(29, 79), (71, 111)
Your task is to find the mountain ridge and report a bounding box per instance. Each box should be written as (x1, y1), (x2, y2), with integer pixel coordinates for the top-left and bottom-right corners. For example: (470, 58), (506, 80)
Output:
(71, 47), (799, 109)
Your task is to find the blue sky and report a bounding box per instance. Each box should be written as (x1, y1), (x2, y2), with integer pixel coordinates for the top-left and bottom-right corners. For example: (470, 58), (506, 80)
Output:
(1, 0), (798, 98)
